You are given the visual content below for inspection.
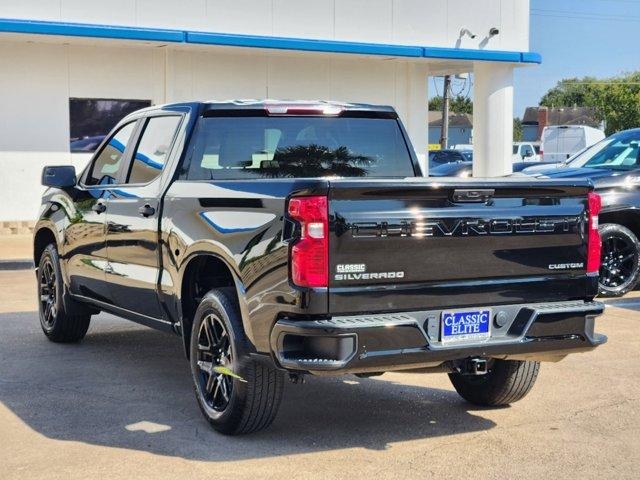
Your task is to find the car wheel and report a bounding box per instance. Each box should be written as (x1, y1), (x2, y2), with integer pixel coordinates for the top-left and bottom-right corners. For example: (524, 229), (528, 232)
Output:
(38, 243), (91, 343)
(448, 359), (540, 406)
(189, 288), (284, 435)
(598, 223), (640, 297)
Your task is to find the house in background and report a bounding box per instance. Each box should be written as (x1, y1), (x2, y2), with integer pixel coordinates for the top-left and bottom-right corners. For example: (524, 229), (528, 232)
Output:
(428, 111), (473, 148)
(521, 106), (602, 142)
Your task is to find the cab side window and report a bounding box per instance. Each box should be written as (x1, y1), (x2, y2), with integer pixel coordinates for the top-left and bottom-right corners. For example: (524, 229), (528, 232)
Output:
(86, 122), (137, 186)
(127, 116), (181, 184)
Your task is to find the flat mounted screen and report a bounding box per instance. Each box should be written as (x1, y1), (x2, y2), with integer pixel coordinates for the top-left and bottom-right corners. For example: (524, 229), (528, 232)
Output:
(69, 98), (151, 152)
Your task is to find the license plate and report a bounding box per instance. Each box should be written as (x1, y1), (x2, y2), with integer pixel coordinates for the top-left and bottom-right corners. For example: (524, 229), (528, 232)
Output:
(441, 308), (492, 344)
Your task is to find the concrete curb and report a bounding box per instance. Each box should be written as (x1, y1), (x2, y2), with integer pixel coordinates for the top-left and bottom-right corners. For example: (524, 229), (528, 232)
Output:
(0, 259), (33, 271)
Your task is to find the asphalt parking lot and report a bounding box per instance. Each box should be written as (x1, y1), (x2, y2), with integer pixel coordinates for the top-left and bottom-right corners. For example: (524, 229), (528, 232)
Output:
(1, 270), (639, 479)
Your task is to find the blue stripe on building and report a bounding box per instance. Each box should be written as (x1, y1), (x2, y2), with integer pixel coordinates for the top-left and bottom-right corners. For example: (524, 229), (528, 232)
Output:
(0, 18), (542, 64)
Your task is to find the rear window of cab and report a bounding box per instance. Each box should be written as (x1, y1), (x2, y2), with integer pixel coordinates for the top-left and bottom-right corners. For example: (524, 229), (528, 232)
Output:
(183, 116), (416, 180)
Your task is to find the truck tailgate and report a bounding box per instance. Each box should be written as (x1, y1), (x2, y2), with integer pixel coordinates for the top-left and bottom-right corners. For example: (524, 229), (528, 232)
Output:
(328, 178), (595, 314)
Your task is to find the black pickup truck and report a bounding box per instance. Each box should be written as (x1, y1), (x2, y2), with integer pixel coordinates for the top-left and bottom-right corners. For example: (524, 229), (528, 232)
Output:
(35, 100), (606, 434)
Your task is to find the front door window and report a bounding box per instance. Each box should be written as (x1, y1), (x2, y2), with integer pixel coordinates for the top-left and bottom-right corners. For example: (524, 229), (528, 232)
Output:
(86, 122), (137, 186)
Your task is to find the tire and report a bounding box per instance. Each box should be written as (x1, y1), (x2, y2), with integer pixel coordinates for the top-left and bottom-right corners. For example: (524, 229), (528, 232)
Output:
(448, 359), (540, 406)
(598, 223), (640, 297)
(37, 243), (91, 343)
(189, 288), (284, 435)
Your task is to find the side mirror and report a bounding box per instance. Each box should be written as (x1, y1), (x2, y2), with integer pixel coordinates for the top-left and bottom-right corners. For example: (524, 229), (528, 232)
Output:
(42, 165), (77, 188)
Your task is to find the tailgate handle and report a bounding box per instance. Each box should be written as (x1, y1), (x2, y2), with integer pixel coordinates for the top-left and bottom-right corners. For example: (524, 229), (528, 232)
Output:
(452, 189), (495, 203)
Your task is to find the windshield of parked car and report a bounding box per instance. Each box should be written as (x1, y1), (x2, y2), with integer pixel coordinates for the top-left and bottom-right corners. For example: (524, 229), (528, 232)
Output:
(430, 150), (457, 165)
(568, 131), (640, 171)
(70, 136), (105, 152)
(185, 115), (416, 179)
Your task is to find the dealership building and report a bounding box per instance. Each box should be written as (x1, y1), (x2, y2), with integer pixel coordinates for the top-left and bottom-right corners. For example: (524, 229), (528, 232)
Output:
(0, 0), (538, 222)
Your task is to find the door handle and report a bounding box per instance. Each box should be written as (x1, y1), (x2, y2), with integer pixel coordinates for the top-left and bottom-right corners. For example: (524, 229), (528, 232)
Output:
(92, 202), (106, 214)
(138, 204), (156, 217)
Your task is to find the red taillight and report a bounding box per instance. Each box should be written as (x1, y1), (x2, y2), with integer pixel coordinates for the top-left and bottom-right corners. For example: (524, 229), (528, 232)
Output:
(587, 192), (602, 273)
(288, 196), (328, 288)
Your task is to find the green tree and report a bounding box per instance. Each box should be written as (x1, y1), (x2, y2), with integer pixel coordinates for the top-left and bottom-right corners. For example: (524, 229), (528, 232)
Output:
(429, 95), (473, 114)
(540, 72), (640, 135)
(513, 117), (523, 142)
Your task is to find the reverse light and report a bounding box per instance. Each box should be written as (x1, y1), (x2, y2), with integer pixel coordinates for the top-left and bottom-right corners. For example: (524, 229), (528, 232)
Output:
(288, 196), (329, 288)
(587, 192), (602, 274)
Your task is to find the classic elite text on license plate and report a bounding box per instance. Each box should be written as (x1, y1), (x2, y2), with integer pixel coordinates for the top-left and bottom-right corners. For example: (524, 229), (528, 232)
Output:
(441, 309), (491, 344)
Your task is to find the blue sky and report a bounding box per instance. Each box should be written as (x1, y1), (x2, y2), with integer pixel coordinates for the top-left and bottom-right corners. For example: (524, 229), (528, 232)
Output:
(431, 0), (639, 117)
(513, 0), (640, 116)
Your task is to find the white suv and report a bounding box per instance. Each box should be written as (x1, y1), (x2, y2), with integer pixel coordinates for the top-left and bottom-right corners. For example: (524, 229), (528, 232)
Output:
(513, 142), (539, 162)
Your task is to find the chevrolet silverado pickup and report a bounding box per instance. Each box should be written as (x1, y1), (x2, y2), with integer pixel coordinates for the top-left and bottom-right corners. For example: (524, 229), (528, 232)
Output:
(34, 100), (606, 435)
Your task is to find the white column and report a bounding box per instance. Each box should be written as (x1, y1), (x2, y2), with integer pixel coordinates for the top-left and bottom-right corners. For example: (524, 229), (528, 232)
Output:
(405, 63), (429, 176)
(472, 62), (515, 177)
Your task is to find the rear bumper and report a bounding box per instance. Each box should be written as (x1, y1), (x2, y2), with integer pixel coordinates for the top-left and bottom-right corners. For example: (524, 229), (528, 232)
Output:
(270, 300), (606, 375)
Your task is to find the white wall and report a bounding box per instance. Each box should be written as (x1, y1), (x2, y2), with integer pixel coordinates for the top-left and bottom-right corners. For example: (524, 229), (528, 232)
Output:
(0, 41), (165, 221)
(0, 0), (530, 220)
(168, 48), (429, 171)
(0, 41), (429, 221)
(0, 0), (530, 52)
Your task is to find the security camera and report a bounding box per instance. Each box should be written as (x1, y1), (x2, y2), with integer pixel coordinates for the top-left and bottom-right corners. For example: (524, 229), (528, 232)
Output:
(460, 28), (477, 39)
(489, 27), (500, 36)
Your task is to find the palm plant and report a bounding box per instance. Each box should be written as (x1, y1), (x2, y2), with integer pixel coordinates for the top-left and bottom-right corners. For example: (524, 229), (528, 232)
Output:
(259, 144), (374, 178)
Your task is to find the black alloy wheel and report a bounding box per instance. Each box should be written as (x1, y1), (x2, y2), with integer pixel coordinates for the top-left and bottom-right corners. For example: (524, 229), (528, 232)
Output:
(195, 313), (234, 412)
(37, 243), (91, 342)
(598, 223), (640, 297)
(39, 256), (58, 328)
(189, 288), (284, 434)
(600, 237), (635, 287)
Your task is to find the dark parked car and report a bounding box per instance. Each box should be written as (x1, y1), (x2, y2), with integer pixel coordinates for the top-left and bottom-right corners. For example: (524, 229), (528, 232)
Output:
(69, 135), (106, 152)
(429, 160), (557, 178)
(428, 149), (472, 169)
(517, 128), (640, 296)
(35, 100), (605, 435)
(430, 160), (473, 177)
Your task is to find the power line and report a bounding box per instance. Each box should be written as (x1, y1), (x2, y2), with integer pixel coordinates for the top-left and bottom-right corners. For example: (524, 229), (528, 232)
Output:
(532, 11), (640, 23)
(451, 77), (468, 96)
(532, 7), (640, 20)
(588, 0), (640, 4)
(562, 81), (640, 85)
(432, 77), (440, 97)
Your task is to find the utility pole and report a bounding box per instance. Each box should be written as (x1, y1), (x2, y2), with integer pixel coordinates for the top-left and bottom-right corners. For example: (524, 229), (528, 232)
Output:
(439, 75), (451, 149)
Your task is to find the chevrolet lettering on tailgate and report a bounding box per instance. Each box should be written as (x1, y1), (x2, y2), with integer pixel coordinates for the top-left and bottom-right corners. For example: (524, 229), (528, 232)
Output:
(352, 217), (581, 238)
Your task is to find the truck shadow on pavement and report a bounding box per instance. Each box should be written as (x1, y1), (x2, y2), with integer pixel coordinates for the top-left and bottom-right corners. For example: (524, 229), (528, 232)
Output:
(602, 296), (640, 313)
(0, 312), (496, 461)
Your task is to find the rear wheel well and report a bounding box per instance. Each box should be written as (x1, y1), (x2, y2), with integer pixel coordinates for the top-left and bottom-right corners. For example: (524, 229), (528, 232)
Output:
(599, 210), (640, 240)
(34, 228), (57, 266)
(180, 255), (236, 356)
